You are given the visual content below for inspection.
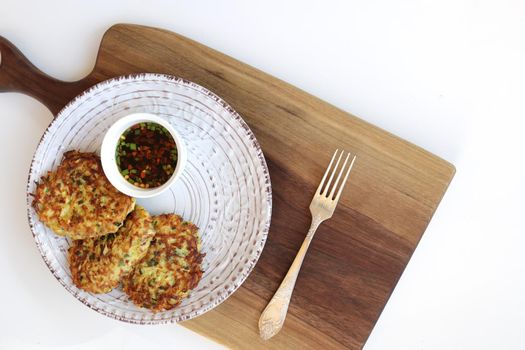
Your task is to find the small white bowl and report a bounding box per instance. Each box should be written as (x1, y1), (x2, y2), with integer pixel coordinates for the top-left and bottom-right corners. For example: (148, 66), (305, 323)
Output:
(101, 113), (186, 198)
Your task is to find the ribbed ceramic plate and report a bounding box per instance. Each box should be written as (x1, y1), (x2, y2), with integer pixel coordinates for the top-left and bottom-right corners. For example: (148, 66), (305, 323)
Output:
(26, 74), (272, 324)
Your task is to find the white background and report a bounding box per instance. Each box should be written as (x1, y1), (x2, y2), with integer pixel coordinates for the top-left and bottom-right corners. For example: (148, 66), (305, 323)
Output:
(1, 1), (524, 349)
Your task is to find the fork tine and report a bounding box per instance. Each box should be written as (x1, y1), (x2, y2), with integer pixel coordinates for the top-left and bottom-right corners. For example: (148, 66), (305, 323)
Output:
(316, 149), (338, 195)
(328, 152), (351, 199)
(321, 150), (344, 196)
(335, 155), (357, 202)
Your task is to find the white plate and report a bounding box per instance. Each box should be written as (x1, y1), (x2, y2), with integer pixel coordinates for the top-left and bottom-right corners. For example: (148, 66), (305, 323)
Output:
(26, 74), (272, 324)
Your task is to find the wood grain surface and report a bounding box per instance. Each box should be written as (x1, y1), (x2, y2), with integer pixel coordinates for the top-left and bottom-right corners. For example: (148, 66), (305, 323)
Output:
(0, 24), (454, 349)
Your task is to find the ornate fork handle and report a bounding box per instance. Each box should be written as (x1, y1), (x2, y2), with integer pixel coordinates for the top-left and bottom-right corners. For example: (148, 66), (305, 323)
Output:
(258, 150), (356, 340)
(258, 217), (322, 340)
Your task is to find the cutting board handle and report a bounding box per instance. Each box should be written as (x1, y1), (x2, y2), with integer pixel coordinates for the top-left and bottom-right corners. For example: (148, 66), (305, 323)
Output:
(0, 35), (94, 115)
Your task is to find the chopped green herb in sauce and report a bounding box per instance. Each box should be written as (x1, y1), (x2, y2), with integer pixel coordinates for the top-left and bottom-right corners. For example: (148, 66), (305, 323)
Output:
(116, 122), (178, 188)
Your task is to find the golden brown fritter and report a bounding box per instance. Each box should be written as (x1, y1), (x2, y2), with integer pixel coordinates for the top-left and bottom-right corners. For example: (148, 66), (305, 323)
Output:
(122, 214), (204, 312)
(68, 205), (155, 294)
(32, 150), (135, 239)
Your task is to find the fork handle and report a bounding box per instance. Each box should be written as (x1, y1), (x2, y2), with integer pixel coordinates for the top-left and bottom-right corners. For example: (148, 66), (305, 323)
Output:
(258, 218), (322, 340)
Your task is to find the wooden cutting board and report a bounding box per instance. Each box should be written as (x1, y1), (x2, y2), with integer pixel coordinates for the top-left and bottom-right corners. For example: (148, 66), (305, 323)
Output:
(0, 24), (454, 349)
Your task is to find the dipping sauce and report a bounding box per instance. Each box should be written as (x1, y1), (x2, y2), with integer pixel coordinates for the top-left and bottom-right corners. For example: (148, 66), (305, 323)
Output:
(116, 122), (178, 188)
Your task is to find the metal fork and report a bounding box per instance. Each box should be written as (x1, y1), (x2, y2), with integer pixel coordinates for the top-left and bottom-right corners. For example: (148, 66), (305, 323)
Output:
(258, 150), (357, 340)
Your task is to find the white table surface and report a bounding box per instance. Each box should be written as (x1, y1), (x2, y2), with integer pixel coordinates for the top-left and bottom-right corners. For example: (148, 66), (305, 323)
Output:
(1, 1), (524, 349)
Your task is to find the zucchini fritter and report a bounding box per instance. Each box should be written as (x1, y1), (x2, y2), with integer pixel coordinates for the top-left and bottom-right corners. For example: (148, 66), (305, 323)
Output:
(68, 205), (155, 294)
(32, 150), (135, 239)
(123, 214), (204, 312)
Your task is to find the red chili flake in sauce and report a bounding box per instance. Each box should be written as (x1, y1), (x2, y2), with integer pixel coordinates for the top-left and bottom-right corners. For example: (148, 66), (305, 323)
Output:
(116, 122), (178, 188)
